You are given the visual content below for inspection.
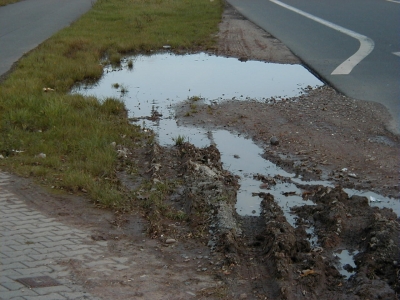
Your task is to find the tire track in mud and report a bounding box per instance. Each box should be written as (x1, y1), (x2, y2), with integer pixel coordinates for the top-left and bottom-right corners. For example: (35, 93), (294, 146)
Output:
(139, 137), (399, 299)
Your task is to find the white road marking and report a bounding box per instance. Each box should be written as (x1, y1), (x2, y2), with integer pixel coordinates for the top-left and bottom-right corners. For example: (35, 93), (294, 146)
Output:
(270, 0), (375, 75)
(393, 52), (400, 57)
(386, 0), (400, 4)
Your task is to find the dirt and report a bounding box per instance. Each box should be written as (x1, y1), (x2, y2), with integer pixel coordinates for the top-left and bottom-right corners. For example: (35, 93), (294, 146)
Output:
(3, 2), (399, 300)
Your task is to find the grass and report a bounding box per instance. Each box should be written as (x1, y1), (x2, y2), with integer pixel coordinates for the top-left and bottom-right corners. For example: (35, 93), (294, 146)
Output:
(0, 0), (223, 207)
(134, 180), (187, 234)
(172, 135), (186, 146)
(0, 0), (21, 6)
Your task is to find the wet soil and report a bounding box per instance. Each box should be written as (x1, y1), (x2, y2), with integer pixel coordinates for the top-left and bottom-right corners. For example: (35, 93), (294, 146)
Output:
(3, 2), (399, 300)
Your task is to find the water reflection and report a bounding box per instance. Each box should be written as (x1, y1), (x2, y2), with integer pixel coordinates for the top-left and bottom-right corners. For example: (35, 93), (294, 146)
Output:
(72, 52), (323, 119)
(72, 52), (398, 219)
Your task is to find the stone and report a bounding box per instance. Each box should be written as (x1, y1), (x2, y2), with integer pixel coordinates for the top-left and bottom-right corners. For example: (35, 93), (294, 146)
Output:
(270, 136), (279, 146)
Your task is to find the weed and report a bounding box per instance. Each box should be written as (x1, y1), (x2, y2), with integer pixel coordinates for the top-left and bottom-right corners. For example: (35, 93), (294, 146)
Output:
(188, 95), (202, 102)
(120, 85), (128, 94)
(109, 51), (122, 66)
(112, 83), (120, 89)
(127, 59), (133, 69)
(172, 135), (186, 146)
(166, 210), (188, 221)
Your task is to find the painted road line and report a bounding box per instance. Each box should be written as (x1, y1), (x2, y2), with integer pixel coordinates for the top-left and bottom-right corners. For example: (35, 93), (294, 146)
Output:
(270, 0), (375, 75)
(386, 0), (400, 4)
(393, 52), (400, 57)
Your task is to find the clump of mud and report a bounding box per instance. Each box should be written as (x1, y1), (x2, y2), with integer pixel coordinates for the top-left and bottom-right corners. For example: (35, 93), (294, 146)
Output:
(120, 138), (399, 299)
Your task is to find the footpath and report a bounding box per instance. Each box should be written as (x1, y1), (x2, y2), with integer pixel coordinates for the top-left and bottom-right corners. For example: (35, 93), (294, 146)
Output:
(0, 171), (130, 300)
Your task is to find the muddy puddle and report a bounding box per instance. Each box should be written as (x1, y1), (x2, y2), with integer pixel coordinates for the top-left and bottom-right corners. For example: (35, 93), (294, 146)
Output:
(72, 52), (398, 215)
(72, 53), (399, 281)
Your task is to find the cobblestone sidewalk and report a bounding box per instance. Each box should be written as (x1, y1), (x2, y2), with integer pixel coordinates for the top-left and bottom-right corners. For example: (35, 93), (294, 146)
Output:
(0, 171), (127, 300)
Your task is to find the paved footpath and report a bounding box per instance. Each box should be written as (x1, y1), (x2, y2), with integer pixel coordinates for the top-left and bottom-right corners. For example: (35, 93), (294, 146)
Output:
(0, 171), (131, 300)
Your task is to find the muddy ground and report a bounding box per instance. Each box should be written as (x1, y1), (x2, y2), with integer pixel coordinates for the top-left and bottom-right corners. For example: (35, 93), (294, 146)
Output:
(4, 3), (399, 300)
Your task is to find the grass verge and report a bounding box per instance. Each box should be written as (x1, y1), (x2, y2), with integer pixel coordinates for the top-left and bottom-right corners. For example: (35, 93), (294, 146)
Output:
(0, 0), (21, 6)
(0, 0), (223, 207)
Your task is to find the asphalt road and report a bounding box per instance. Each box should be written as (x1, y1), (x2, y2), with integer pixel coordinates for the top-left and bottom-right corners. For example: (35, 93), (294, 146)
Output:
(0, 0), (94, 76)
(227, 0), (400, 132)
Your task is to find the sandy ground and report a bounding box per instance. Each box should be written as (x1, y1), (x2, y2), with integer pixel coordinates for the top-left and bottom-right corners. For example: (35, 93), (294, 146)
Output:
(3, 3), (399, 300)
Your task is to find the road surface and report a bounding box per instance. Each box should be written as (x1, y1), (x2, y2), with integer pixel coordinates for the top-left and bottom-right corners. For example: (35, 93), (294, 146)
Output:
(227, 0), (400, 132)
(0, 0), (94, 76)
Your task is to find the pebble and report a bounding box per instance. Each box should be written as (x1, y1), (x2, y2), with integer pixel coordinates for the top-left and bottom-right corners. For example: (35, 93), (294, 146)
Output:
(239, 293), (248, 299)
(270, 136), (279, 146)
(165, 238), (176, 244)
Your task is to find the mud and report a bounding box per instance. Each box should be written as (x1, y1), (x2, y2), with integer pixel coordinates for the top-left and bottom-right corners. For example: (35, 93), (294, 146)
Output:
(4, 2), (399, 300)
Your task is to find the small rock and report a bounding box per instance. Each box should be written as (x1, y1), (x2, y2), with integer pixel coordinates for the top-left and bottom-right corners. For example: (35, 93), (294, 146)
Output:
(0, 154), (4, 159)
(239, 293), (248, 299)
(270, 136), (279, 146)
(36, 153), (46, 158)
(165, 238), (176, 244)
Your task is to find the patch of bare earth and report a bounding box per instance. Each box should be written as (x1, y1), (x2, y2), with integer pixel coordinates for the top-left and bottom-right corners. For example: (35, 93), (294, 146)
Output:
(4, 3), (399, 300)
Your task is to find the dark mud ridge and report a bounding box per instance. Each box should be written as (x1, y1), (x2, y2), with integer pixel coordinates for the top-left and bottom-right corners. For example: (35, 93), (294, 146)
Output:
(121, 139), (399, 300)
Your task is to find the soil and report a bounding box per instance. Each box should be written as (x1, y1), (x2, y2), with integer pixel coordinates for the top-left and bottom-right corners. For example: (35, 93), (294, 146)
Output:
(3, 3), (399, 300)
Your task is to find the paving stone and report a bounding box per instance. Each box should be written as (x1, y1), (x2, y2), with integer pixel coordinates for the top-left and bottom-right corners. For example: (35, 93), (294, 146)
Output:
(23, 293), (67, 300)
(1, 279), (26, 291)
(15, 266), (54, 276)
(0, 288), (39, 298)
(63, 244), (91, 251)
(0, 284), (9, 292)
(19, 236), (52, 244)
(1, 269), (27, 278)
(63, 248), (94, 257)
(85, 259), (114, 268)
(32, 285), (73, 295)
(0, 262), (27, 271)
(59, 291), (97, 299)
(29, 252), (66, 261)
(3, 249), (41, 258)
(0, 172), (100, 300)
(22, 258), (55, 268)
(33, 246), (70, 254)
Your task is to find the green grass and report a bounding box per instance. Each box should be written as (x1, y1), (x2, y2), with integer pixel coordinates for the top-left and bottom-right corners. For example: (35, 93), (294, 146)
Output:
(0, 0), (223, 207)
(172, 135), (186, 146)
(0, 0), (21, 6)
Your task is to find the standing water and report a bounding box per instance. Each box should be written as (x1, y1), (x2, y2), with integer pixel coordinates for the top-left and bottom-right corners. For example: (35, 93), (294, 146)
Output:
(72, 52), (324, 217)
(72, 52), (398, 217)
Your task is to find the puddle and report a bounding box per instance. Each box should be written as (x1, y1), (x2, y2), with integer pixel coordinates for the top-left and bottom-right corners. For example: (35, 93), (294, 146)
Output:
(72, 52), (400, 280)
(73, 51), (398, 236)
(72, 52), (399, 217)
(72, 52), (323, 119)
(344, 189), (400, 216)
(72, 52), (399, 218)
(334, 249), (359, 279)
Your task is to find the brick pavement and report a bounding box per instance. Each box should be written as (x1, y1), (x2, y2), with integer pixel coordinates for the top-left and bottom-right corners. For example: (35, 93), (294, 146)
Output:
(0, 171), (126, 300)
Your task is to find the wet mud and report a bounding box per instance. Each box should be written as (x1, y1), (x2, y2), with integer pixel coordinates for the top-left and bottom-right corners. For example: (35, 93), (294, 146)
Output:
(123, 138), (399, 299)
